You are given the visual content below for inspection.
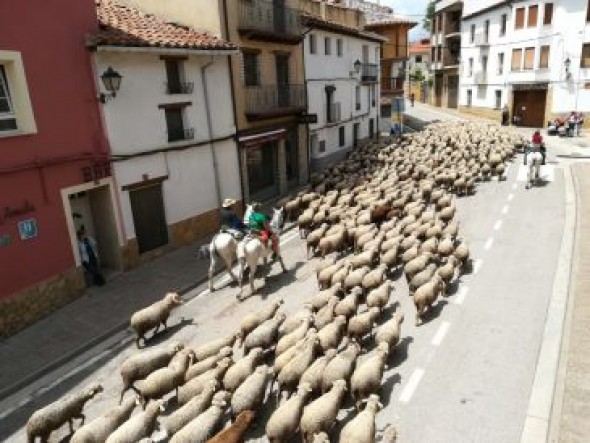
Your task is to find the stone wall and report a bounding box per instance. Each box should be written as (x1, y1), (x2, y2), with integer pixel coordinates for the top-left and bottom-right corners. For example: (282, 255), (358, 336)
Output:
(0, 267), (85, 338)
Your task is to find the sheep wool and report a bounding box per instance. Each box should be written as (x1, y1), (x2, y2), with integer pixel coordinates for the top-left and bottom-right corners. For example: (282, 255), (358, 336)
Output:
(242, 313), (285, 354)
(206, 410), (256, 443)
(105, 400), (164, 443)
(184, 346), (233, 382)
(237, 299), (284, 343)
(222, 347), (264, 392)
(230, 365), (273, 417)
(339, 394), (383, 443)
(193, 334), (237, 361)
(170, 391), (230, 443)
(130, 292), (182, 347)
(266, 383), (313, 443)
(299, 349), (338, 394)
(350, 343), (389, 407)
(321, 343), (361, 392)
(300, 379), (348, 442)
(70, 396), (137, 443)
(177, 357), (232, 405)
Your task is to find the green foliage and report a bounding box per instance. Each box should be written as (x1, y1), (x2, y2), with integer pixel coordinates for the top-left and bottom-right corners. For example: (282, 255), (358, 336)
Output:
(410, 68), (425, 82)
(423, 1), (436, 31)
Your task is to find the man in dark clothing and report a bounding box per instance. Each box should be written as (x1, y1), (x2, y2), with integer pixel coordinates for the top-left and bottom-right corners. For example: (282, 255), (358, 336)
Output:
(77, 226), (105, 286)
(220, 198), (247, 235)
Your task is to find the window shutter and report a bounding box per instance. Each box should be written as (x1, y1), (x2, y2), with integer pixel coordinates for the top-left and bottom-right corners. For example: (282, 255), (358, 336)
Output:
(515, 8), (525, 29)
(582, 44), (590, 68)
(511, 49), (522, 71)
(524, 47), (535, 69)
(540, 46), (550, 68)
(528, 5), (538, 27)
(543, 3), (553, 25)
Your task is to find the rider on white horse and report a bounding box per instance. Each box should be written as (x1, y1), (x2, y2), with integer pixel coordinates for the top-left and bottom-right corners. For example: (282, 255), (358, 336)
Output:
(248, 202), (279, 260)
(220, 198), (247, 239)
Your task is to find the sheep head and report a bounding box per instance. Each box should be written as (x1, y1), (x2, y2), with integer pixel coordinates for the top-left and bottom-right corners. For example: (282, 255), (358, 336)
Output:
(165, 292), (182, 306)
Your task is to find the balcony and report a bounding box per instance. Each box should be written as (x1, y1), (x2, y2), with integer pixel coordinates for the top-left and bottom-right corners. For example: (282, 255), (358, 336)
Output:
(444, 20), (461, 37)
(168, 128), (194, 143)
(381, 77), (405, 92)
(327, 102), (341, 124)
(442, 49), (460, 68)
(238, 0), (302, 44)
(244, 84), (306, 120)
(474, 71), (487, 84)
(474, 32), (490, 47)
(361, 64), (378, 83)
(164, 81), (194, 95)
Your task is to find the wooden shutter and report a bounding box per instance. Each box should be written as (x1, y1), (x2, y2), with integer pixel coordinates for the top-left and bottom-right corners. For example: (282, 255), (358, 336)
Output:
(515, 8), (525, 29)
(528, 5), (538, 27)
(497, 53), (504, 74)
(544, 3), (553, 25)
(524, 47), (535, 69)
(243, 52), (259, 86)
(540, 46), (550, 68)
(582, 44), (590, 68)
(511, 48), (522, 71)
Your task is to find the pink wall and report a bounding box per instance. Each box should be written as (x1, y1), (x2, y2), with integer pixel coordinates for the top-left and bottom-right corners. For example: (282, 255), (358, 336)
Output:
(0, 0), (110, 299)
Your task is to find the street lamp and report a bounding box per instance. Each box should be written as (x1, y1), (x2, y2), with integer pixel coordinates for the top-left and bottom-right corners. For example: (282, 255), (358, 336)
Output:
(353, 59), (362, 74)
(98, 66), (123, 103)
(564, 57), (572, 79)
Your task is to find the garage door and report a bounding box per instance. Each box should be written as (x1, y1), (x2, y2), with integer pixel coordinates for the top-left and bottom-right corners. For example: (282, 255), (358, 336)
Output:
(512, 90), (547, 128)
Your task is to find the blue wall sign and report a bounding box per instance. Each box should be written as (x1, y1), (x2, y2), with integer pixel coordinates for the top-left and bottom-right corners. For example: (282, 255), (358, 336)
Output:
(18, 218), (38, 240)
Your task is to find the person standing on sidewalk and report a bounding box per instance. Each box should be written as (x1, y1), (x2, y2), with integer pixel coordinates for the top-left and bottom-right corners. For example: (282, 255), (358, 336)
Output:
(410, 92), (415, 107)
(77, 226), (105, 286)
(501, 105), (509, 126)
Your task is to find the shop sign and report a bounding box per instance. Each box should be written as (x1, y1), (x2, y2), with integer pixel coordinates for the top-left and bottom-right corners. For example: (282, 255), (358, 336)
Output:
(0, 233), (10, 247)
(297, 113), (318, 124)
(18, 218), (38, 240)
(82, 161), (111, 183)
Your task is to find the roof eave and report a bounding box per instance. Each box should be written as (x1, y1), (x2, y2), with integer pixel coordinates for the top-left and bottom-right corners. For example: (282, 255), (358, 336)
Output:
(93, 45), (239, 56)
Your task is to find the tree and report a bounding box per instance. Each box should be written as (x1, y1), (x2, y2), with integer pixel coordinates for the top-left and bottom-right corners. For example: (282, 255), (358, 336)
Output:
(410, 68), (425, 82)
(423, 1), (436, 32)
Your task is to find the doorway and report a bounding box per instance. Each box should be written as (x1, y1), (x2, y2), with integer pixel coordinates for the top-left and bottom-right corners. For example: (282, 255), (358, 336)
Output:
(512, 89), (547, 127)
(276, 54), (290, 107)
(447, 75), (459, 108)
(129, 183), (169, 254)
(353, 122), (360, 147)
(285, 129), (299, 190)
(247, 142), (279, 201)
(369, 119), (374, 139)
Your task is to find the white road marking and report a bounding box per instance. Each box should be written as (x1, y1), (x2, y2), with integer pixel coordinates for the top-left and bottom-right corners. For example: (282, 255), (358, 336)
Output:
(473, 259), (483, 275)
(431, 321), (451, 346)
(399, 368), (425, 403)
(508, 193), (514, 201)
(517, 164), (555, 182)
(501, 205), (509, 215)
(512, 182), (518, 190)
(484, 237), (494, 250)
(493, 220), (503, 231)
(454, 286), (469, 305)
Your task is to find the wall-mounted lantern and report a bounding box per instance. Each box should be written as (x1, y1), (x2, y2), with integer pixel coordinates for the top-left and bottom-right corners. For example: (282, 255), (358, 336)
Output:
(98, 66), (123, 104)
(564, 57), (572, 80)
(353, 59), (362, 74)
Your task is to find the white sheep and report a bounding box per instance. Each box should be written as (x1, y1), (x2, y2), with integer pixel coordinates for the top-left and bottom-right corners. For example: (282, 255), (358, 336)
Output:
(105, 399), (164, 443)
(375, 310), (404, 350)
(414, 274), (445, 325)
(321, 342), (361, 392)
(334, 288), (362, 318)
(177, 357), (232, 405)
(347, 307), (380, 344)
(237, 299), (284, 343)
(274, 330), (316, 373)
(230, 364), (273, 417)
(366, 281), (392, 309)
(222, 347), (264, 392)
(243, 313), (285, 353)
(310, 283), (344, 311)
(276, 335), (318, 401)
(193, 334), (236, 361)
(299, 349), (338, 394)
(361, 264), (388, 291)
(275, 316), (312, 355)
(70, 395), (136, 443)
(317, 316), (347, 352)
(314, 296), (339, 330)
(169, 391), (230, 443)
(130, 292), (182, 347)
(280, 303), (313, 336)
(184, 346), (233, 381)
(300, 379), (348, 442)
(266, 383), (313, 443)
(118, 342), (184, 403)
(339, 394), (383, 443)
(26, 383), (103, 442)
(350, 342), (389, 408)
(344, 266), (371, 291)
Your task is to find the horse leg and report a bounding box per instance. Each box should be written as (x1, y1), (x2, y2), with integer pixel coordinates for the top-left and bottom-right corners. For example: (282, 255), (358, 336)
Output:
(237, 259), (245, 300)
(278, 254), (287, 273)
(249, 261), (257, 295)
(208, 253), (218, 292)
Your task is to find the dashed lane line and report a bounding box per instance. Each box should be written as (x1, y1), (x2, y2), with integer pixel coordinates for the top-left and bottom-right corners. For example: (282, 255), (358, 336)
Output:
(454, 286), (469, 305)
(399, 368), (425, 403)
(473, 259), (483, 275)
(431, 322), (451, 347)
(502, 205), (510, 215)
(512, 182), (518, 190)
(484, 237), (494, 250)
(508, 193), (515, 201)
(493, 220), (503, 231)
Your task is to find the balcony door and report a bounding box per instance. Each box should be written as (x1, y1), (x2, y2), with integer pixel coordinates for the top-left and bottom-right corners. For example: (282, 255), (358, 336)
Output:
(274, 0), (286, 34)
(276, 54), (290, 107)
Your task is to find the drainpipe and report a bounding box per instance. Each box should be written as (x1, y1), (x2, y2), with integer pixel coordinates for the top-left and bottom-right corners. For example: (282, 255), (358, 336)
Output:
(201, 58), (222, 208)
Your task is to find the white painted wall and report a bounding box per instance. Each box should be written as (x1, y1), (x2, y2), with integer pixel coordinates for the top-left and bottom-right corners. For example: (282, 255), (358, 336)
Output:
(96, 51), (240, 240)
(303, 29), (380, 163)
(460, 0), (590, 115)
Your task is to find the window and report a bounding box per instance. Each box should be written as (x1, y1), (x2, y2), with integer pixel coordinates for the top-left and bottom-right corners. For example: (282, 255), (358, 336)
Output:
(467, 89), (472, 107)
(319, 140), (326, 153)
(325, 37), (331, 55)
(164, 59), (184, 94)
(243, 52), (259, 86)
(0, 66), (17, 132)
(484, 20), (490, 42)
(370, 85), (376, 107)
(498, 53), (505, 74)
(165, 108), (187, 142)
(337, 38), (343, 57)
(544, 3), (553, 25)
(468, 58), (474, 76)
(582, 43), (590, 67)
(355, 86), (361, 110)
(515, 7), (525, 29)
(528, 5), (539, 27)
(437, 46), (442, 61)
(512, 48), (523, 70)
(339, 126), (345, 146)
(495, 90), (502, 109)
(524, 47), (535, 70)
(500, 14), (507, 35)
(587, 0), (590, 22)
(309, 34), (317, 54)
(470, 24), (475, 43)
(482, 55), (488, 72)
(415, 55), (423, 63)
(540, 45), (550, 68)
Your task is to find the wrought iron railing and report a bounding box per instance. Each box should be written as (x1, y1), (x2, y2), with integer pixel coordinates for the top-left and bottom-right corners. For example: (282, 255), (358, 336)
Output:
(382, 77), (405, 91)
(165, 81), (194, 95)
(361, 63), (378, 82)
(238, 0), (302, 39)
(244, 84), (305, 116)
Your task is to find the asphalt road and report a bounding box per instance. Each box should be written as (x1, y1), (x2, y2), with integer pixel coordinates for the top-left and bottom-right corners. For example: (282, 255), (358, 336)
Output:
(0, 150), (566, 443)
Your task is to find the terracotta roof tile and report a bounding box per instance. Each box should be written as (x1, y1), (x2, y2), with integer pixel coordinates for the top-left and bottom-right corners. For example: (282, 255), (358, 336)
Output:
(365, 16), (418, 28)
(89, 0), (236, 51)
(301, 14), (387, 43)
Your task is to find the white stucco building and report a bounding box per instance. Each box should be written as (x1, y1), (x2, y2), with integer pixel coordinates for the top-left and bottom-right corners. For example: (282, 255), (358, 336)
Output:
(460, 0), (590, 127)
(303, 15), (383, 172)
(90, 1), (241, 267)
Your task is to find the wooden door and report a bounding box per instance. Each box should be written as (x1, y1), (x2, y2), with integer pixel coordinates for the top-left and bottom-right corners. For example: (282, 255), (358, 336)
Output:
(512, 90), (547, 127)
(129, 184), (168, 254)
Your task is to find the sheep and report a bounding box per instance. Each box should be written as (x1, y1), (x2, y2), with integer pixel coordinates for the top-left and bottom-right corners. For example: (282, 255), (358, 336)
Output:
(317, 228), (348, 257)
(310, 283), (343, 311)
(230, 365), (273, 417)
(300, 379), (348, 442)
(315, 256), (337, 277)
(276, 335), (318, 401)
(347, 308), (380, 344)
(414, 274), (445, 325)
(344, 266), (371, 291)
(26, 383), (103, 443)
(339, 394), (383, 443)
(334, 288), (361, 318)
(118, 342), (184, 403)
(317, 316), (347, 352)
(130, 292), (182, 347)
(274, 330), (317, 373)
(299, 349), (338, 394)
(409, 263), (438, 292)
(194, 334), (237, 361)
(437, 236), (455, 257)
(420, 236), (439, 254)
(380, 247), (399, 270)
(321, 342), (361, 392)
(356, 229), (377, 251)
(350, 343), (389, 408)
(135, 348), (194, 408)
(404, 252), (433, 280)
(361, 264), (388, 291)
(206, 410), (256, 443)
(382, 424), (398, 442)
(437, 255), (458, 290)
(331, 262), (352, 287)
(311, 432), (331, 443)
(237, 299), (284, 344)
(297, 209), (315, 238)
(266, 383), (313, 443)
(314, 296), (339, 330)
(375, 310), (404, 350)
(243, 313), (285, 354)
(275, 316), (312, 356)
(317, 261), (346, 289)
(222, 348), (264, 392)
(161, 380), (218, 437)
(105, 399), (164, 443)
(169, 391), (230, 443)
(366, 281), (392, 309)
(280, 303), (314, 336)
(177, 358), (232, 405)
(306, 223), (329, 258)
(70, 396), (136, 443)
(184, 346), (233, 382)
(454, 240), (470, 266)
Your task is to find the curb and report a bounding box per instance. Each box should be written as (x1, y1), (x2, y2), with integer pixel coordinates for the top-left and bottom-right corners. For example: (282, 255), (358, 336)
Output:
(520, 165), (577, 443)
(0, 222), (297, 403)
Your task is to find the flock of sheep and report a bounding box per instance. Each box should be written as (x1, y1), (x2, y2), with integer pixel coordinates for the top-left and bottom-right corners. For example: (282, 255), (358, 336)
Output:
(24, 122), (524, 443)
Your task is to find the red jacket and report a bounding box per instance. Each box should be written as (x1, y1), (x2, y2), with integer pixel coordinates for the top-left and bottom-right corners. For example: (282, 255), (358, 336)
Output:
(532, 133), (543, 144)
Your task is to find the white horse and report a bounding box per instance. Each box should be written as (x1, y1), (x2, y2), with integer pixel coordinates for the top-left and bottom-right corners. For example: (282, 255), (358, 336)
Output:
(525, 150), (544, 189)
(207, 203), (255, 292)
(236, 207), (287, 299)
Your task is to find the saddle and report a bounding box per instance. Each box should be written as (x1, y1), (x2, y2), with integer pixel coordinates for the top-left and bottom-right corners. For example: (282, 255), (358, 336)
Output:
(220, 228), (244, 240)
